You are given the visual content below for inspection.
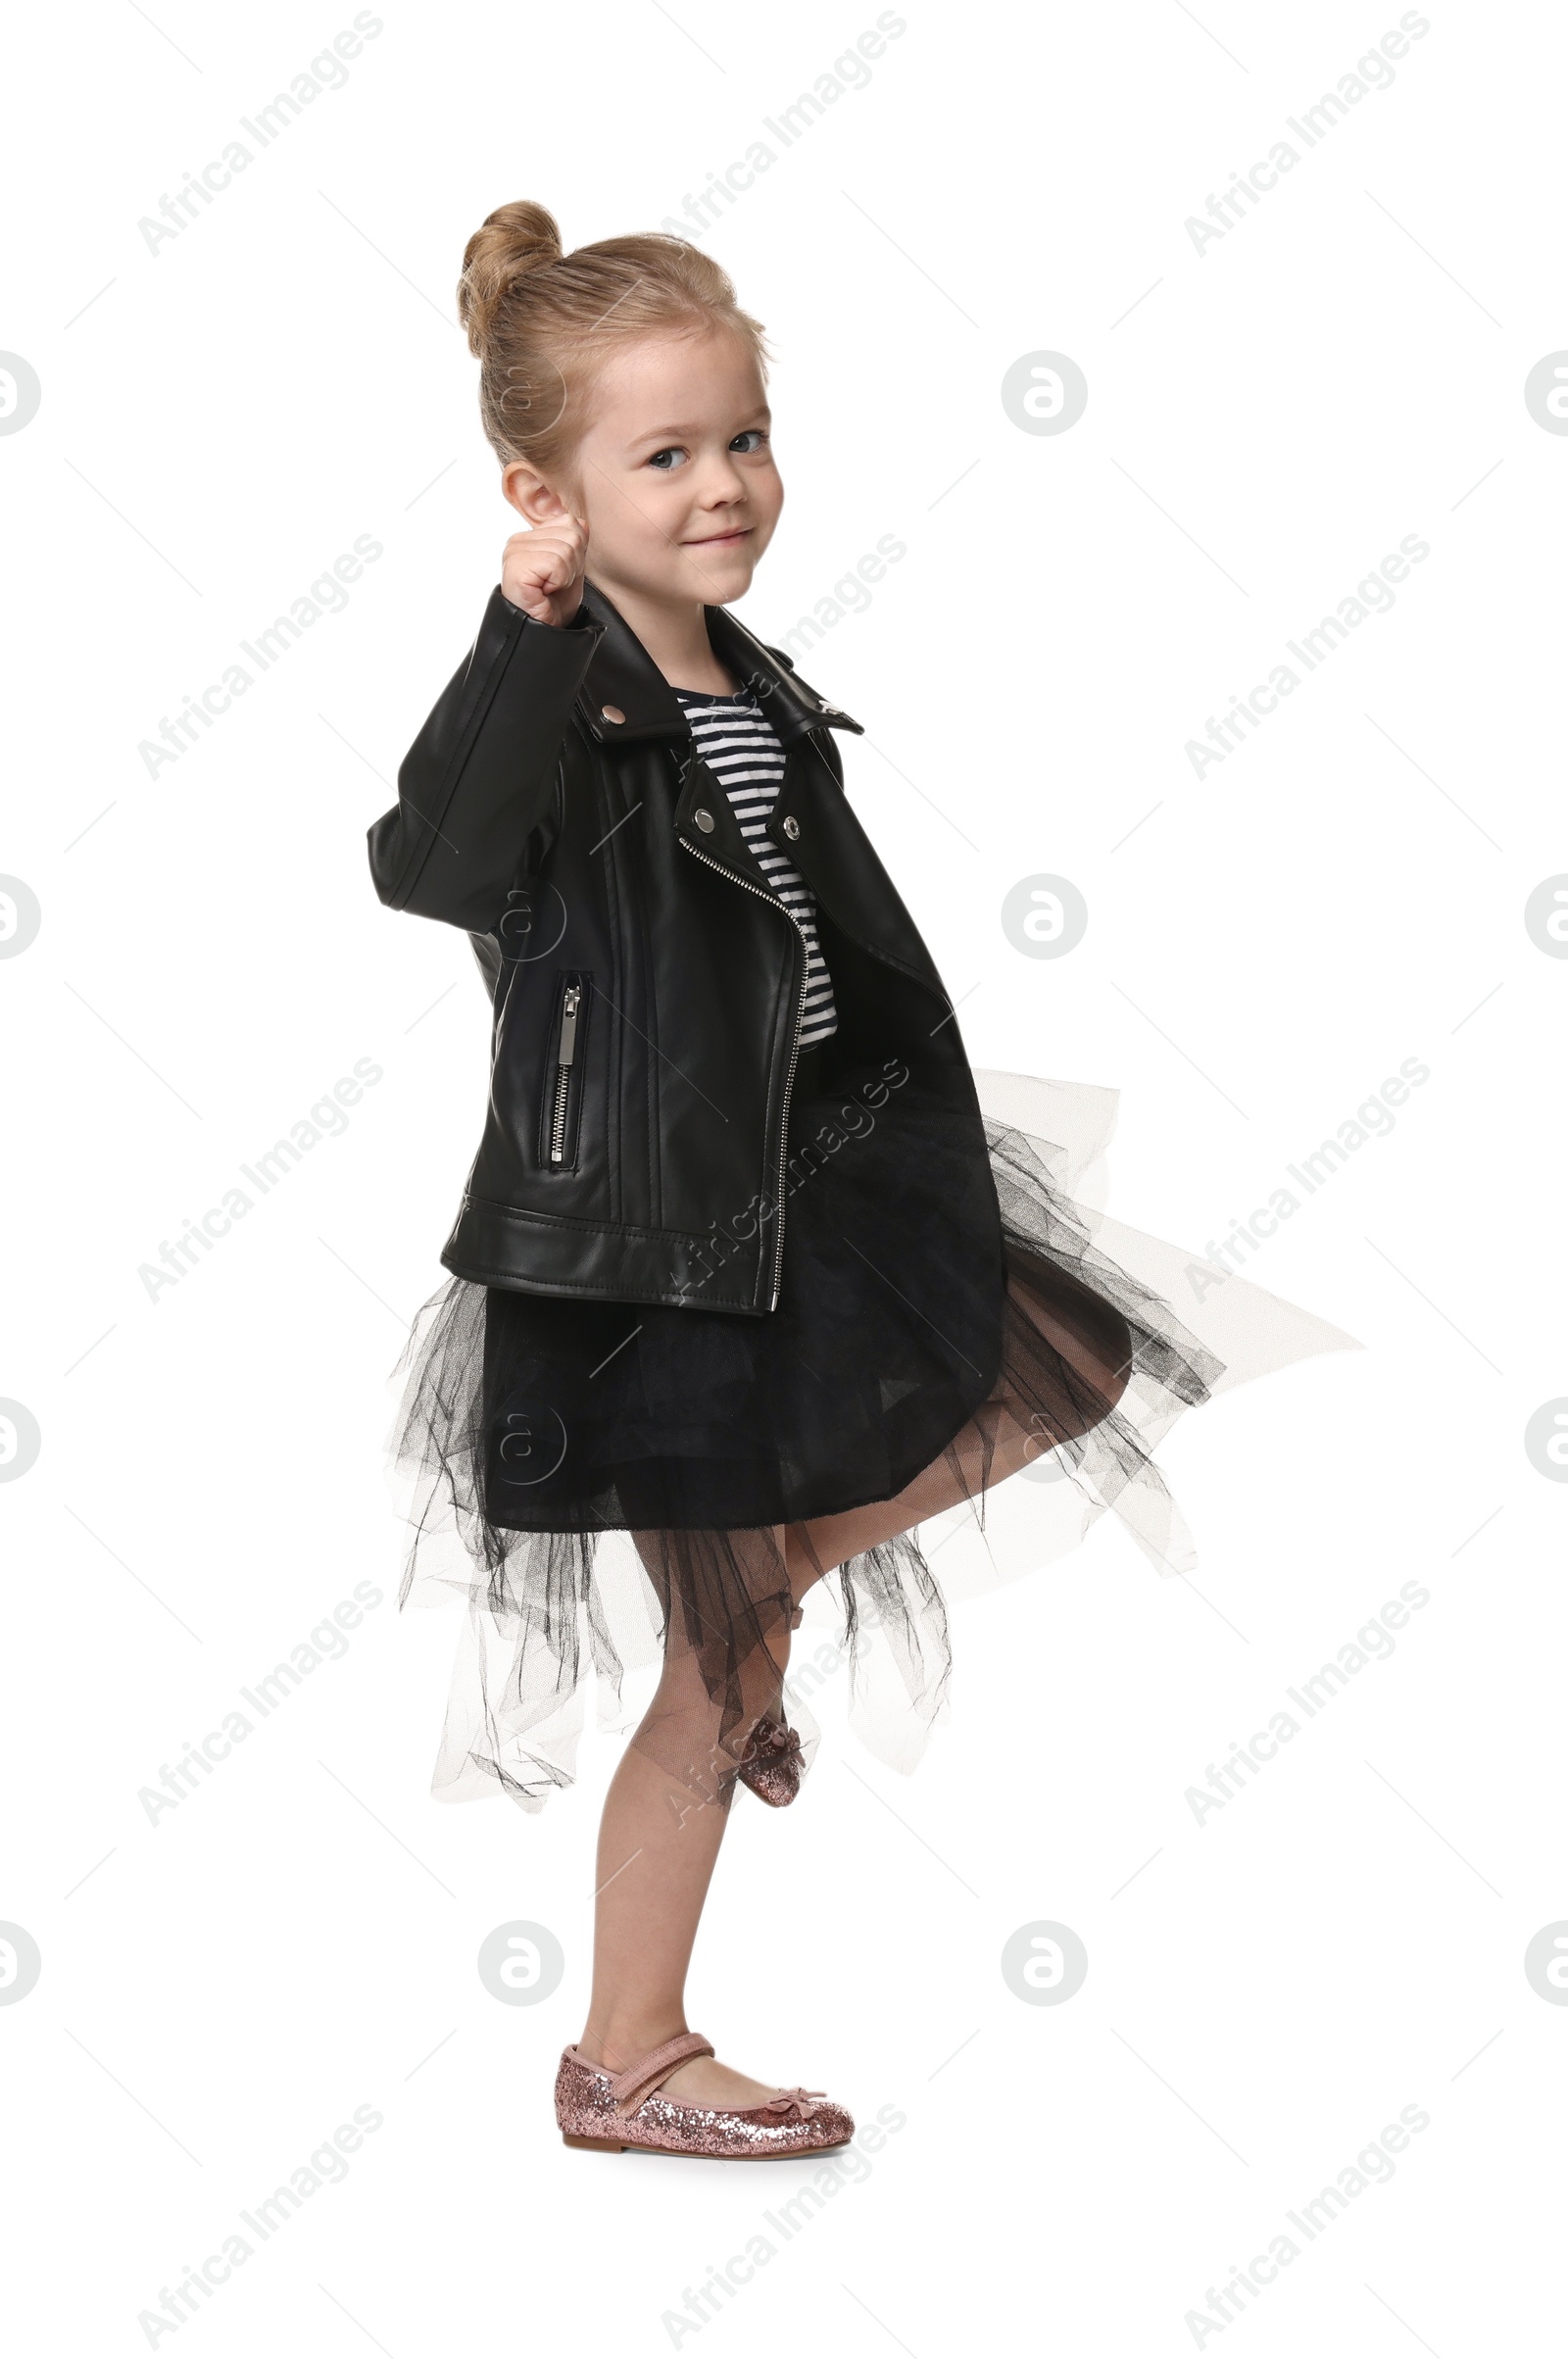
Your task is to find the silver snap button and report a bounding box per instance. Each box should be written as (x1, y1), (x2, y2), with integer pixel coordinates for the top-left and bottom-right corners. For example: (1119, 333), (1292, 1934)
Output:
(781, 815), (800, 840)
(601, 704), (625, 725)
(694, 807), (715, 832)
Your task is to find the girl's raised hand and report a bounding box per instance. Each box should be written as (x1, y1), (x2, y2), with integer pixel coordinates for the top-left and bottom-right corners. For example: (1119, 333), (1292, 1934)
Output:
(501, 516), (588, 628)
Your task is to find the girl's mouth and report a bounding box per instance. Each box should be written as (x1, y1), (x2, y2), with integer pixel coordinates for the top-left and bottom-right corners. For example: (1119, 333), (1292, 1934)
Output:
(683, 526), (752, 548)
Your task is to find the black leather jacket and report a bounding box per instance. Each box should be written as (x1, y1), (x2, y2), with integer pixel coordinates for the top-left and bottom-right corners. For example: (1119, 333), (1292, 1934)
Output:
(368, 578), (988, 1315)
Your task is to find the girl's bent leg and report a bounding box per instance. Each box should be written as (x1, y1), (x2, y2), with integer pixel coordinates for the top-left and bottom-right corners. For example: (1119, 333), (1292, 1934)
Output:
(786, 1242), (1136, 1595)
(576, 1520), (797, 2112)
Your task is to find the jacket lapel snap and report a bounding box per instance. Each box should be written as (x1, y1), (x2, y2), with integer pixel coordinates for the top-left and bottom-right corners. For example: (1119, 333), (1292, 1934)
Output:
(572, 579), (863, 752)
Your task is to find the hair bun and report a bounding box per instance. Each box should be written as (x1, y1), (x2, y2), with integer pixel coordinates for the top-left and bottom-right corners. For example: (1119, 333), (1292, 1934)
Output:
(458, 201), (564, 356)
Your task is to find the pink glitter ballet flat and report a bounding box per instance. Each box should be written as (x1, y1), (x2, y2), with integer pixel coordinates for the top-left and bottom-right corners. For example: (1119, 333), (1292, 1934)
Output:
(736, 1714), (804, 1807)
(556, 2032), (853, 2160)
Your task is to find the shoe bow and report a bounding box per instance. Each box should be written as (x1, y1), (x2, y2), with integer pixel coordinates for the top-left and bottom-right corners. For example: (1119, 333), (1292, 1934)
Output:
(752, 1720), (801, 1759)
(762, 2086), (827, 2120)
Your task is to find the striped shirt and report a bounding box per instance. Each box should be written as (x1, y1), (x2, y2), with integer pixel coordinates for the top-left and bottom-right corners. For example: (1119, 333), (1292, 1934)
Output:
(673, 685), (839, 1048)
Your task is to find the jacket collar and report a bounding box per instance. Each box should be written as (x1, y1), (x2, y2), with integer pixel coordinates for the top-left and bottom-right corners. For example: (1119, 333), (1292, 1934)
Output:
(571, 577), (862, 749)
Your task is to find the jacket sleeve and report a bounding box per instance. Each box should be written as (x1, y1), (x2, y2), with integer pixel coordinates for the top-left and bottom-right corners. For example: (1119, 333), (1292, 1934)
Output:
(468, 927), (503, 1003)
(367, 587), (604, 932)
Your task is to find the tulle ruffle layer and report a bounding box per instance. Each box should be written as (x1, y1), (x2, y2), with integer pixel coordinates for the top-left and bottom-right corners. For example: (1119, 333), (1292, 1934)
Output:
(382, 1068), (1353, 1807)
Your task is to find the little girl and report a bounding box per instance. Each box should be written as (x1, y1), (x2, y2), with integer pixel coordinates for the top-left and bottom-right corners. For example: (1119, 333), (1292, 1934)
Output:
(370, 201), (1347, 2161)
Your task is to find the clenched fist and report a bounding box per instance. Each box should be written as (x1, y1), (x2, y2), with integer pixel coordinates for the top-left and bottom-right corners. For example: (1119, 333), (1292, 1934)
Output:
(501, 515), (588, 628)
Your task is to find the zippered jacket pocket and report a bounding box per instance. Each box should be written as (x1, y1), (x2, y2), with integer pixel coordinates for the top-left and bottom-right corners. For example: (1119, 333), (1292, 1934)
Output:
(538, 968), (592, 1173)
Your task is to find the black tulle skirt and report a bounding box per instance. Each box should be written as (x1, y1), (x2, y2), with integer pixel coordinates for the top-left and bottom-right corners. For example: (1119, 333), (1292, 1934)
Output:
(384, 1050), (1353, 1809)
(476, 1041), (1012, 1532)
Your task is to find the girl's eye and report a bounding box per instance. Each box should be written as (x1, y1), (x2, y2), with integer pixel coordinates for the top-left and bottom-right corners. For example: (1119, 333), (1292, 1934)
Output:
(647, 430), (769, 470)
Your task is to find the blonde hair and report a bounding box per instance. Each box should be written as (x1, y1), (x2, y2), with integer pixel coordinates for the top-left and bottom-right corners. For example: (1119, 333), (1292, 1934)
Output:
(457, 200), (770, 478)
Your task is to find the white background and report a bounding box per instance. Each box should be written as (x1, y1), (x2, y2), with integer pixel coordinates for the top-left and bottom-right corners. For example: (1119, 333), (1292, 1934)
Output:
(2, 2), (1563, 2351)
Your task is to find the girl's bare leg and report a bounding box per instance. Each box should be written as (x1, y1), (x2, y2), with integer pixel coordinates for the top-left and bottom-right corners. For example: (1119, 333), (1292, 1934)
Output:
(575, 1522), (796, 2111)
(572, 1251), (1133, 2106)
(788, 1247), (1136, 1596)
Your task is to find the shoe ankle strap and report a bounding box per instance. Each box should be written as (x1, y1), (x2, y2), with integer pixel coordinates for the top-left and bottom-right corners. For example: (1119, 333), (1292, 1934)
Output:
(608, 2031), (715, 2116)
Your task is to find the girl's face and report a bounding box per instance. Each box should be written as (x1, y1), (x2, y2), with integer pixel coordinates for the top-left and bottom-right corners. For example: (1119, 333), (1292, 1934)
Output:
(505, 326), (783, 611)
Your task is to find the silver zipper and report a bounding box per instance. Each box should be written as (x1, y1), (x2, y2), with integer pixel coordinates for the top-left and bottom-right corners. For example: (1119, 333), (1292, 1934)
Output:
(549, 981), (584, 1165)
(678, 834), (808, 1311)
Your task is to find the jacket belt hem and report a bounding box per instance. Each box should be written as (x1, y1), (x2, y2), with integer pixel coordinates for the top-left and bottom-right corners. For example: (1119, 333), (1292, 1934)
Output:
(441, 1196), (772, 1316)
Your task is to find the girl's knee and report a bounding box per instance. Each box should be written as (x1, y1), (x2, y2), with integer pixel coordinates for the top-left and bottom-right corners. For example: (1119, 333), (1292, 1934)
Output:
(656, 1613), (791, 1712)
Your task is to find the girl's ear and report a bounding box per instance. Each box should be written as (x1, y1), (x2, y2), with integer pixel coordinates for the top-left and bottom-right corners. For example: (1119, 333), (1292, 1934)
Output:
(503, 461), (574, 526)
